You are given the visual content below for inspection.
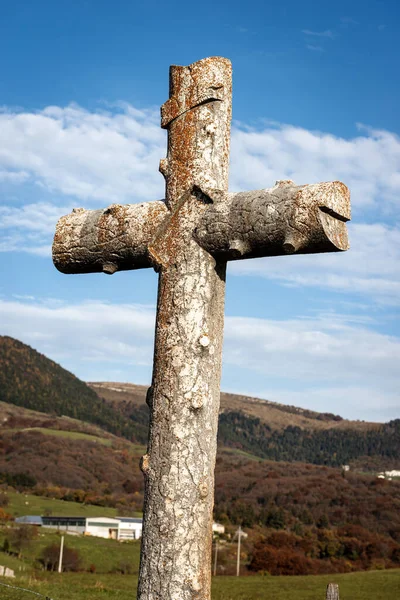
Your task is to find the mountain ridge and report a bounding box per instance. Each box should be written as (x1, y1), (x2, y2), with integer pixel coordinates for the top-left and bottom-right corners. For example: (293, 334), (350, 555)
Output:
(1, 335), (398, 469)
(89, 381), (379, 432)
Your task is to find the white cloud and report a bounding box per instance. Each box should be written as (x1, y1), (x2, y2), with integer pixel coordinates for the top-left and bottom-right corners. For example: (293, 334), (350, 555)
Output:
(0, 298), (156, 373)
(0, 170), (29, 183)
(340, 17), (359, 26)
(1, 103), (400, 304)
(252, 387), (399, 422)
(224, 312), (400, 386)
(1, 104), (400, 215)
(0, 202), (73, 234)
(229, 122), (400, 213)
(0, 298), (399, 421)
(0, 103), (166, 203)
(230, 222), (400, 305)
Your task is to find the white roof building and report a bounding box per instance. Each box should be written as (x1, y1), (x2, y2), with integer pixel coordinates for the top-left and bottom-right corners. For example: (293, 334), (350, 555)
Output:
(17, 515), (222, 541)
(23, 515), (142, 541)
(212, 522), (225, 535)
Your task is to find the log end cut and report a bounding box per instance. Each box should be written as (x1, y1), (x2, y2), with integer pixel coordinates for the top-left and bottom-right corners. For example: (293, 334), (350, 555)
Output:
(301, 180), (350, 253)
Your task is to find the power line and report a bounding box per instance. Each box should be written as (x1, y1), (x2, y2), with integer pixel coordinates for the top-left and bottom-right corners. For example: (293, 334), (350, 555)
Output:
(0, 580), (55, 599)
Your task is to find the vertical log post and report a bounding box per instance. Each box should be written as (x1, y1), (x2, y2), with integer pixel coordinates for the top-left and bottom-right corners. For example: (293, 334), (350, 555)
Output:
(326, 583), (339, 599)
(137, 57), (232, 599)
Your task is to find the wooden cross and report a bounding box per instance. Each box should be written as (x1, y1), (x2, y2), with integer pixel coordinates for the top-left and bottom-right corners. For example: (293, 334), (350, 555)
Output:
(53, 56), (350, 599)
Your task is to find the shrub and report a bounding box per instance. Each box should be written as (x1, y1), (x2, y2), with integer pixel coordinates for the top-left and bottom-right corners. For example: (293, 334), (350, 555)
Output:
(40, 543), (82, 572)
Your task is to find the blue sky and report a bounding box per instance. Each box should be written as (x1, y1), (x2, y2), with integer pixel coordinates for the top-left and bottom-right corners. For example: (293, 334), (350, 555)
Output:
(1, 0), (399, 421)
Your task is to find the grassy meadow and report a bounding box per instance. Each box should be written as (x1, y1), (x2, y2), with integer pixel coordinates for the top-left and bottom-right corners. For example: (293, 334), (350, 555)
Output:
(6, 492), (119, 519)
(1, 494), (399, 599)
(1, 570), (400, 600)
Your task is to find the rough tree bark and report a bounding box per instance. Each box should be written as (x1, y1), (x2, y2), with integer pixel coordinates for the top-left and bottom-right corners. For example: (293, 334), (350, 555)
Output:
(137, 57), (232, 600)
(53, 181), (349, 274)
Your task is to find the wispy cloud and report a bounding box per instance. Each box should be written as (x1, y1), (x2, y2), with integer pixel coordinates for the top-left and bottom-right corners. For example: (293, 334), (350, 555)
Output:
(1, 103), (400, 305)
(1, 297), (399, 421)
(230, 222), (400, 306)
(306, 45), (324, 52)
(302, 29), (336, 39)
(340, 17), (359, 26)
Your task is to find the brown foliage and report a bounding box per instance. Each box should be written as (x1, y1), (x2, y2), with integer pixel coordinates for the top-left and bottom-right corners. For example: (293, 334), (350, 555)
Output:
(40, 542), (82, 572)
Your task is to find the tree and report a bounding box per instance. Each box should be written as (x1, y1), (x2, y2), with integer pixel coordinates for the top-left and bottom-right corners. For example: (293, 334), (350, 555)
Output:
(0, 491), (9, 507)
(9, 525), (37, 559)
(40, 543), (81, 572)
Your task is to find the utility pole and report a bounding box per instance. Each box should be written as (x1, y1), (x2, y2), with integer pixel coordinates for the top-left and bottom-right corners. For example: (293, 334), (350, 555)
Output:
(236, 526), (242, 577)
(58, 535), (64, 573)
(213, 538), (218, 577)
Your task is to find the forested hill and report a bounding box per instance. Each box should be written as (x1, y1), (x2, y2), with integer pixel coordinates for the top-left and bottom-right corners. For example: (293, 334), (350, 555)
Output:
(0, 336), (139, 441)
(1, 336), (399, 470)
(218, 411), (400, 468)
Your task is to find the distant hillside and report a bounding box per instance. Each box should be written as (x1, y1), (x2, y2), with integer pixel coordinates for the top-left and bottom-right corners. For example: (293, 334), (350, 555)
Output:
(0, 336), (142, 442)
(90, 381), (377, 432)
(91, 382), (399, 469)
(1, 336), (398, 469)
(0, 402), (400, 576)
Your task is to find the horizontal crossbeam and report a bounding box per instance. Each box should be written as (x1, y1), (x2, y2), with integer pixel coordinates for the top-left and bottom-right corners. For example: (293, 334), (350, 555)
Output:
(53, 179), (350, 275)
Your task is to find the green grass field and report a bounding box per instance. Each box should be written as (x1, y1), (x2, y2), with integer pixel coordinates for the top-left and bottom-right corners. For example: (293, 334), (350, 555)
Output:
(6, 492), (120, 519)
(0, 569), (399, 600)
(2, 427), (113, 446)
(22, 428), (113, 446)
(2, 495), (399, 599)
(0, 529), (141, 575)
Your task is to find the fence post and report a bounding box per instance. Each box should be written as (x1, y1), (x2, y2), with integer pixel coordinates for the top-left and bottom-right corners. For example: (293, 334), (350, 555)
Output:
(326, 583), (339, 599)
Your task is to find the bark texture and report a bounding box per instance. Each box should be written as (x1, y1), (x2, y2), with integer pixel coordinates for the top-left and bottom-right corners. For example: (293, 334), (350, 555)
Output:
(53, 180), (350, 275)
(53, 201), (167, 274)
(195, 179), (350, 260)
(137, 57), (232, 600)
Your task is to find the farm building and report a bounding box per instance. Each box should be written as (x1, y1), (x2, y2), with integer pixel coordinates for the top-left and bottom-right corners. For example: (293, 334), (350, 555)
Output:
(118, 517), (144, 540)
(15, 515), (142, 540)
(15, 515), (225, 540)
(212, 522), (225, 535)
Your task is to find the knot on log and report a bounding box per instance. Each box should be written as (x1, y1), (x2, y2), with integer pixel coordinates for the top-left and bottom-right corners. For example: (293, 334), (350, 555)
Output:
(102, 262), (118, 275)
(146, 386), (154, 408)
(185, 390), (204, 410)
(159, 158), (169, 178)
(140, 454), (150, 475)
(198, 334), (210, 348)
(198, 480), (209, 499)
